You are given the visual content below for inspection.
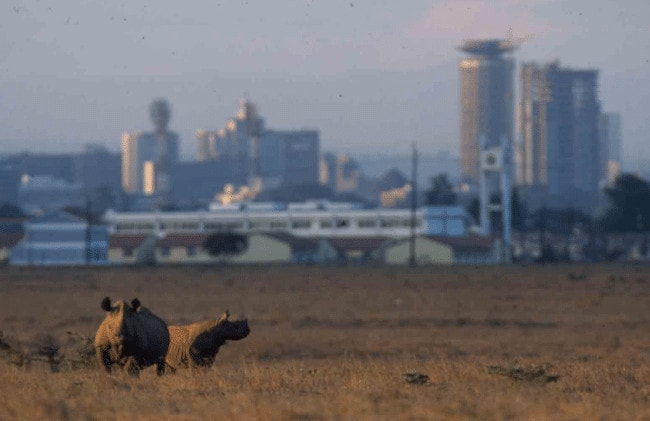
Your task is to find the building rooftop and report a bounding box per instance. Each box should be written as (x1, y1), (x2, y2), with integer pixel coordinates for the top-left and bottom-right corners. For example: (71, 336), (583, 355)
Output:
(459, 39), (517, 57)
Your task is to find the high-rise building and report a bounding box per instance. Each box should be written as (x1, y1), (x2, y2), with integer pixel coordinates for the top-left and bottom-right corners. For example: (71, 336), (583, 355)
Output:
(196, 99), (320, 189)
(4, 152), (76, 182)
(75, 144), (121, 192)
(195, 129), (214, 162)
(195, 99), (263, 183)
(168, 160), (235, 206)
(121, 99), (179, 196)
(599, 112), (622, 185)
(458, 39), (516, 185)
(319, 152), (360, 193)
(518, 61), (601, 206)
(0, 161), (20, 205)
(259, 130), (320, 187)
(196, 100), (263, 161)
(518, 63), (542, 187)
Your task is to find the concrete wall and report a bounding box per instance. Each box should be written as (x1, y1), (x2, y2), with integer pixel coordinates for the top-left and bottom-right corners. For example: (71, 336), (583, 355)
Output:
(112, 233), (293, 265)
(384, 237), (453, 265)
(228, 234), (292, 263)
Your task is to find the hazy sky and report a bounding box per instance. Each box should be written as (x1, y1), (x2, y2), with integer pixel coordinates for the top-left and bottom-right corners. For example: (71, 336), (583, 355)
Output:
(1, 0), (649, 164)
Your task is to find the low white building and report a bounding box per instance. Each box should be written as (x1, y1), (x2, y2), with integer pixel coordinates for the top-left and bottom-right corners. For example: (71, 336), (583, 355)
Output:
(104, 201), (470, 239)
(102, 202), (499, 265)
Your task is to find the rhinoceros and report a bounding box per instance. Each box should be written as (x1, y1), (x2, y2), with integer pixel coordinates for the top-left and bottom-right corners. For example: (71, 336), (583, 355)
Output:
(165, 310), (249, 371)
(94, 297), (170, 376)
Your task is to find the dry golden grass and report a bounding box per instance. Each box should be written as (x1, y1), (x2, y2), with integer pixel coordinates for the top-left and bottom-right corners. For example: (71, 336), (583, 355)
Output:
(1, 263), (650, 420)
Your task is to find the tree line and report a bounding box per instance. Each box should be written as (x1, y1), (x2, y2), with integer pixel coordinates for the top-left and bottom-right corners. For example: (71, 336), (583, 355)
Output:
(423, 172), (650, 235)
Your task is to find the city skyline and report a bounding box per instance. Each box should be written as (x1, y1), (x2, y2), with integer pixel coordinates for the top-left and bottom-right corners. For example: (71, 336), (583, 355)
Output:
(1, 1), (649, 163)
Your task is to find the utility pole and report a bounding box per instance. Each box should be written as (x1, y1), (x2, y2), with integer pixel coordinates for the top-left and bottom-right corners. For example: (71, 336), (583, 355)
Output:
(500, 135), (512, 263)
(85, 199), (92, 265)
(26, 221), (32, 265)
(409, 143), (418, 267)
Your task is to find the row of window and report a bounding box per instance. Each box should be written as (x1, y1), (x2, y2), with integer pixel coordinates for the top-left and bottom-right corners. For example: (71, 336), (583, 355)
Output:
(114, 218), (423, 232)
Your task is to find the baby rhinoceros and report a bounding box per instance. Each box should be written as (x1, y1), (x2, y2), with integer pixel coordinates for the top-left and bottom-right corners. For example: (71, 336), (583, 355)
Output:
(94, 297), (170, 376)
(166, 310), (250, 372)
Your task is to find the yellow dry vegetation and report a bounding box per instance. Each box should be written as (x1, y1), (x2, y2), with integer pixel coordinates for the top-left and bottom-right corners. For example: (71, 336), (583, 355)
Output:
(1, 263), (649, 420)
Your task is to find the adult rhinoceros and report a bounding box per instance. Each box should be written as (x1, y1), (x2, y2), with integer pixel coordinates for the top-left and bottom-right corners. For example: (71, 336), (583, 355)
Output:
(94, 297), (170, 376)
(165, 310), (249, 371)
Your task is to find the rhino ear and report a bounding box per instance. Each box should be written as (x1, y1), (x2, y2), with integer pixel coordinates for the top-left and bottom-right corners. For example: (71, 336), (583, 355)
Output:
(217, 309), (230, 324)
(101, 297), (112, 312)
(131, 298), (141, 311)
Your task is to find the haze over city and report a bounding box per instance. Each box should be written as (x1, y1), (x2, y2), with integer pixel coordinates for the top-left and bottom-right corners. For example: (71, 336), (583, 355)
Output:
(1, 0), (649, 163)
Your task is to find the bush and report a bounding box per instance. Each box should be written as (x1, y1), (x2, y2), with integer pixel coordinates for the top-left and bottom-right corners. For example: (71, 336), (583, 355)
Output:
(203, 233), (249, 257)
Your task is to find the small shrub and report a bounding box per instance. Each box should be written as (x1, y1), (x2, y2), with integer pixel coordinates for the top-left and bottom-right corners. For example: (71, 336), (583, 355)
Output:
(404, 371), (429, 385)
(488, 363), (560, 384)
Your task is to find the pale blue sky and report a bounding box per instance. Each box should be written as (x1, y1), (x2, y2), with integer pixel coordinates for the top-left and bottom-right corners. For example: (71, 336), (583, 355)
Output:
(1, 1), (649, 164)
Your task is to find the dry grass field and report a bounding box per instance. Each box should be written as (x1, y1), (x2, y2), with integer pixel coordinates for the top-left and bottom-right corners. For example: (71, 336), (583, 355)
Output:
(1, 263), (650, 420)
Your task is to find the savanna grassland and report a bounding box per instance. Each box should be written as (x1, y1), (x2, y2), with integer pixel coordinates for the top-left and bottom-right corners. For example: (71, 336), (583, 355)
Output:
(1, 263), (650, 420)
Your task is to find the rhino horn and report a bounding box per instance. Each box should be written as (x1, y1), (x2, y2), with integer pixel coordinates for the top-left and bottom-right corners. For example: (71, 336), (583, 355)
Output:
(217, 309), (230, 325)
(101, 297), (112, 312)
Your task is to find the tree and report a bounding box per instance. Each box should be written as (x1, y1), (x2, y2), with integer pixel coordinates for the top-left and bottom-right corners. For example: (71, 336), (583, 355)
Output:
(600, 173), (650, 232)
(467, 196), (479, 225)
(530, 207), (590, 235)
(424, 173), (457, 206)
(203, 233), (249, 258)
(511, 188), (527, 231)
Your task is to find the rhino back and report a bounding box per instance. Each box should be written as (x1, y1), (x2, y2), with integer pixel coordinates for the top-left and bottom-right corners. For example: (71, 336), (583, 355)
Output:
(131, 308), (170, 363)
(166, 325), (193, 369)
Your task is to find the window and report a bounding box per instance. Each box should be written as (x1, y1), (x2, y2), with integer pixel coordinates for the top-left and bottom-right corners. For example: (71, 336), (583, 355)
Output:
(269, 221), (287, 229)
(160, 222), (199, 230)
(160, 246), (170, 257)
(291, 219), (311, 229)
(320, 219), (332, 228)
(123, 248), (133, 257)
(116, 223), (135, 232)
(225, 221), (244, 230)
(357, 219), (376, 228)
(380, 219), (399, 228)
(187, 246), (196, 256)
(335, 218), (349, 228)
(204, 222), (224, 231)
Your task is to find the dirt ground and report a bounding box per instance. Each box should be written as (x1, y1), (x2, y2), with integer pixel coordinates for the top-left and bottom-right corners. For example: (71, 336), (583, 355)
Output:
(1, 263), (649, 420)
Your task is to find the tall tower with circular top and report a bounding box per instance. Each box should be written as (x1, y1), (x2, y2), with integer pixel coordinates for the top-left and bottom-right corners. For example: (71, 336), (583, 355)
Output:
(458, 39), (516, 187)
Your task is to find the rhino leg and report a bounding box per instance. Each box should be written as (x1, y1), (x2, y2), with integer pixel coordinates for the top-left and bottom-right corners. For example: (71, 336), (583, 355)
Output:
(96, 346), (112, 373)
(124, 357), (140, 377)
(156, 358), (166, 376)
